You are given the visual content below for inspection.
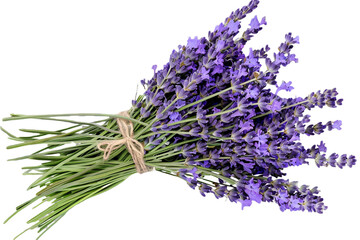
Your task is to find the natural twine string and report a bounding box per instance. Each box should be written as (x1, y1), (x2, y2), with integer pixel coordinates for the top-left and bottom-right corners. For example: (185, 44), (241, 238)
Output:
(97, 111), (152, 174)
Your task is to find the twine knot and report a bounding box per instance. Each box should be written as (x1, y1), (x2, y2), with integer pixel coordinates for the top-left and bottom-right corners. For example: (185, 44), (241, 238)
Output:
(97, 111), (152, 174)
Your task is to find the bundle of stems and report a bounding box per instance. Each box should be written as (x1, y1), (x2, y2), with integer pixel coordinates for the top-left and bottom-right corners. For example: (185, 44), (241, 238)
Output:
(2, 0), (357, 239)
(2, 106), (241, 239)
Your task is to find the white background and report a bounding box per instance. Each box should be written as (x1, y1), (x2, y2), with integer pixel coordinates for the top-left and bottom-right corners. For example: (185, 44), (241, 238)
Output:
(1, 0), (359, 239)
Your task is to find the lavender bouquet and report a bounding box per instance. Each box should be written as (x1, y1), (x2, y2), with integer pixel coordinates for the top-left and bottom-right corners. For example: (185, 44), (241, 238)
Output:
(2, 0), (356, 239)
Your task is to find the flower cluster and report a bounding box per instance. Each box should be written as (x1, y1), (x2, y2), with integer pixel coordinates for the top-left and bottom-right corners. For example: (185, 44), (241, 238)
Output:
(3, 1), (358, 238)
(132, 0), (356, 213)
(5, 1), (358, 238)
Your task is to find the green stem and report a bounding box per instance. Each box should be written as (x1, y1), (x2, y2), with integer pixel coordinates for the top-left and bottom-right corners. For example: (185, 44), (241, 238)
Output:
(176, 77), (259, 112)
(3, 113), (148, 126)
(176, 86), (234, 112)
(206, 107), (237, 117)
(147, 138), (201, 156)
(252, 100), (309, 120)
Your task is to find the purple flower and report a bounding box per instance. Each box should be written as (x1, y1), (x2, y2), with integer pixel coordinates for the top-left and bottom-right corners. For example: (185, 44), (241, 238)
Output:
(196, 43), (207, 54)
(315, 154), (326, 167)
(276, 189), (289, 206)
(318, 141), (327, 153)
(249, 16), (267, 30)
(254, 129), (268, 145)
(265, 58), (280, 73)
(175, 100), (186, 109)
(245, 48), (261, 68)
(275, 81), (294, 95)
(188, 167), (200, 179)
(187, 36), (200, 49)
(227, 19), (240, 34)
(228, 188), (240, 202)
(175, 85), (188, 99)
(152, 65), (157, 74)
(239, 120), (254, 133)
(200, 67), (210, 80)
(244, 178), (262, 203)
(285, 32), (300, 44)
(215, 40), (226, 53)
(332, 120), (342, 130)
(214, 54), (224, 66)
(212, 65), (224, 74)
(289, 196), (303, 211)
(328, 153), (339, 167)
(347, 155), (356, 168)
(268, 99), (282, 112)
(196, 141), (207, 154)
(245, 85), (260, 99)
(337, 154), (347, 169)
(140, 107), (151, 118)
(239, 199), (253, 209)
(214, 185), (227, 199)
(169, 111), (182, 123)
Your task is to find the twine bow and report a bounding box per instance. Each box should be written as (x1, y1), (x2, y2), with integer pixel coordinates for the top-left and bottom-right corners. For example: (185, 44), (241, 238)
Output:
(97, 111), (152, 174)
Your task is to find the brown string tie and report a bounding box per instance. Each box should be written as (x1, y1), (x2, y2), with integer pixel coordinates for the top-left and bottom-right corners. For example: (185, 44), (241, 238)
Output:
(97, 111), (152, 174)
